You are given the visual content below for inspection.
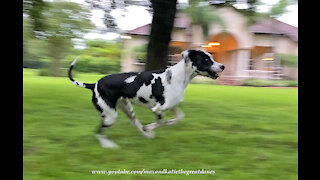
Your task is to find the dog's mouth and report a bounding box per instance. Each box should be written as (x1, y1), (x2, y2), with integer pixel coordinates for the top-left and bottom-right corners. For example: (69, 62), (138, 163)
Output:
(196, 70), (220, 79)
(210, 73), (219, 79)
(203, 73), (219, 79)
(208, 71), (219, 80)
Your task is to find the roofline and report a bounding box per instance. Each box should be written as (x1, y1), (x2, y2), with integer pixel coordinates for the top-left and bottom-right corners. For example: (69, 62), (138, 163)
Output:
(126, 24), (188, 35)
(252, 32), (298, 42)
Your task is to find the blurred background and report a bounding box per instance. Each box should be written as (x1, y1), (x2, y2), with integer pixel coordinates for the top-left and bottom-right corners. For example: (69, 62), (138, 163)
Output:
(23, 0), (298, 85)
(23, 0), (298, 179)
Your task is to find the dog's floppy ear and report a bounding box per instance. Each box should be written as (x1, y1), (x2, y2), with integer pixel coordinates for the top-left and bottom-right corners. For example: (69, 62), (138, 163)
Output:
(181, 50), (190, 63)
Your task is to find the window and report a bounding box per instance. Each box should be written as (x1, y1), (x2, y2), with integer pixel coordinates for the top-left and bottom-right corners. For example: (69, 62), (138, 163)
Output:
(248, 59), (254, 70)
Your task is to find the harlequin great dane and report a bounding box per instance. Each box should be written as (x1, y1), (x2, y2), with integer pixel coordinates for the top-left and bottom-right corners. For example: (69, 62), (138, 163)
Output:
(68, 49), (225, 148)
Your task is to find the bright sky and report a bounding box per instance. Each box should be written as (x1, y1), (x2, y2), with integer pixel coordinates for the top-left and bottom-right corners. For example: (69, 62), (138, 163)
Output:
(67, 0), (297, 42)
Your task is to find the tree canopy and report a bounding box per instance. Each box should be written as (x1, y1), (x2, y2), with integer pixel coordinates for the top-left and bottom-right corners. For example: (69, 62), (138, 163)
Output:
(23, 0), (94, 76)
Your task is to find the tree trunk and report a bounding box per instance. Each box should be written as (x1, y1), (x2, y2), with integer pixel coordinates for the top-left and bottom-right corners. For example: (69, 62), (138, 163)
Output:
(145, 0), (177, 71)
(50, 57), (62, 76)
(48, 36), (71, 76)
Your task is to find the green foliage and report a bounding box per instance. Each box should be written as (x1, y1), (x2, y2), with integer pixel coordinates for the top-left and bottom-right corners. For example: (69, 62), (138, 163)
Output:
(23, 0), (94, 76)
(23, 0), (48, 33)
(244, 0), (298, 25)
(278, 53), (298, 67)
(42, 1), (93, 39)
(204, 0), (297, 26)
(67, 56), (120, 74)
(242, 79), (298, 87)
(38, 67), (71, 77)
(84, 41), (122, 59)
(269, 0), (290, 17)
(191, 78), (217, 85)
(23, 18), (49, 68)
(183, 1), (226, 37)
(133, 45), (148, 63)
(38, 68), (51, 76)
(285, 80), (299, 87)
(63, 41), (122, 74)
(259, 0), (297, 19)
(23, 59), (46, 69)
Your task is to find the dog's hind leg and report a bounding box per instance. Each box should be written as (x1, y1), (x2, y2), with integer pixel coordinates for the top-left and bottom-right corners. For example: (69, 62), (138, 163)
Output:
(95, 108), (119, 148)
(117, 97), (155, 139)
(92, 90), (119, 148)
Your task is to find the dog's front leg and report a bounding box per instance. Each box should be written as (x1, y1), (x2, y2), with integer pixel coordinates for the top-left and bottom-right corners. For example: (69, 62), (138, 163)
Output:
(117, 98), (155, 139)
(165, 106), (185, 125)
(144, 106), (184, 132)
(151, 102), (162, 114)
(143, 111), (165, 132)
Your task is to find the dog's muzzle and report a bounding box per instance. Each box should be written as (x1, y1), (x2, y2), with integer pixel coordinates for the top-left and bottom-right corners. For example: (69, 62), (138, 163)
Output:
(207, 70), (220, 79)
(208, 65), (225, 79)
(210, 72), (219, 79)
(196, 70), (220, 79)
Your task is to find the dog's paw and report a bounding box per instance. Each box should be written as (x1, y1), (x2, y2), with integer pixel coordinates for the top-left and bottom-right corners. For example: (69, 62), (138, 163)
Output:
(143, 124), (154, 132)
(151, 103), (161, 114)
(96, 135), (119, 148)
(142, 130), (156, 139)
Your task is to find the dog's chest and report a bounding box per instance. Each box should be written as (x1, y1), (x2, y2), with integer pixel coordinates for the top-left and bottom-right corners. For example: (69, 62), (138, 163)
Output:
(130, 78), (185, 109)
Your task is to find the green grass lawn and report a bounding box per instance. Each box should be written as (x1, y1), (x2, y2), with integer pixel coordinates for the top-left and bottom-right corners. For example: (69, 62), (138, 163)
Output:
(23, 69), (298, 180)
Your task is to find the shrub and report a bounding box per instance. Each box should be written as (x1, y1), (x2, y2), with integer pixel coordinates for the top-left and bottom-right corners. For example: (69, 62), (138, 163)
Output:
(242, 79), (274, 87)
(133, 45), (147, 63)
(278, 53), (298, 67)
(38, 68), (70, 77)
(64, 55), (121, 74)
(242, 79), (298, 87)
(283, 80), (298, 87)
(191, 78), (217, 85)
(23, 59), (47, 69)
(63, 40), (122, 74)
(38, 68), (50, 76)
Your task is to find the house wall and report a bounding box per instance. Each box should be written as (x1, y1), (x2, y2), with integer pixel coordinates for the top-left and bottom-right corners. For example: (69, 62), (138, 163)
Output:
(253, 34), (298, 55)
(253, 34), (274, 47)
(121, 27), (190, 72)
(252, 34), (298, 80)
(121, 7), (298, 80)
(190, 25), (204, 48)
(207, 7), (254, 49)
(275, 37), (298, 55)
(193, 7), (254, 79)
(121, 35), (148, 72)
(199, 7), (298, 80)
(282, 66), (298, 80)
(276, 37), (298, 80)
(251, 54), (265, 71)
(171, 28), (190, 42)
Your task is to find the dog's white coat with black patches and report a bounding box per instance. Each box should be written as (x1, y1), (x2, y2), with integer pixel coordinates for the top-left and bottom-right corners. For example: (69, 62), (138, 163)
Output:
(94, 82), (117, 125)
(68, 50), (225, 148)
(124, 75), (137, 83)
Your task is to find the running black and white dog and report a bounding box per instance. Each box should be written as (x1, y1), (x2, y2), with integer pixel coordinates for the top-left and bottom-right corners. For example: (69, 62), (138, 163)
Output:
(68, 49), (225, 148)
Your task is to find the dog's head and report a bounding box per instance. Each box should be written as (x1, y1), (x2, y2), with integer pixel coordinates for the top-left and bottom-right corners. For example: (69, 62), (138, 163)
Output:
(182, 50), (225, 79)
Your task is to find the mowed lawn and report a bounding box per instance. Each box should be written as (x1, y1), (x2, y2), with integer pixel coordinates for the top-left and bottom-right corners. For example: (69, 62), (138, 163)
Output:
(23, 69), (298, 180)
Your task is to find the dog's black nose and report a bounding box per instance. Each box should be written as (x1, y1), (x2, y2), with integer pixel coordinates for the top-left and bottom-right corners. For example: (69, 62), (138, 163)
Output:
(220, 65), (225, 71)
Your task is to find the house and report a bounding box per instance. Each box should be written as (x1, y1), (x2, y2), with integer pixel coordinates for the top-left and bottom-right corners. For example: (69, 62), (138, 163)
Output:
(120, 6), (298, 82)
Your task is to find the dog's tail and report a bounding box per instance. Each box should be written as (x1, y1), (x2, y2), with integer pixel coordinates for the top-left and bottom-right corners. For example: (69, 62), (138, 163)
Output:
(68, 56), (95, 90)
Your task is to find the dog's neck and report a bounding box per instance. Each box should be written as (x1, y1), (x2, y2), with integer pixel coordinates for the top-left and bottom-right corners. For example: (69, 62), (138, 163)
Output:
(169, 59), (198, 88)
